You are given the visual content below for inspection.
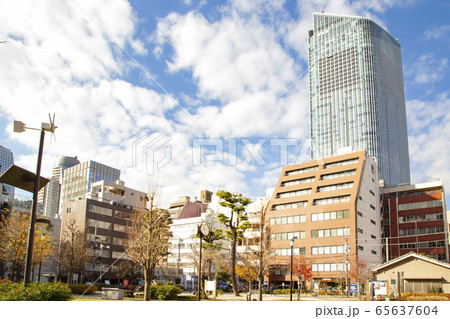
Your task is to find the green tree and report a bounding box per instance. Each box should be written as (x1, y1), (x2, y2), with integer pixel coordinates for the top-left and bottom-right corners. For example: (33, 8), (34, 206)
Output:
(216, 190), (252, 296)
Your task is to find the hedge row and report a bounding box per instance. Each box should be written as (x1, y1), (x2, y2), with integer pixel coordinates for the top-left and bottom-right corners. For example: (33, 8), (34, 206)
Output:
(69, 284), (98, 295)
(0, 281), (73, 301)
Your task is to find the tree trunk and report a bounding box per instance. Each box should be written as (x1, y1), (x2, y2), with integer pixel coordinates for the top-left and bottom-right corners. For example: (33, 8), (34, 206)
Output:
(144, 268), (151, 301)
(258, 275), (263, 301)
(231, 228), (239, 296)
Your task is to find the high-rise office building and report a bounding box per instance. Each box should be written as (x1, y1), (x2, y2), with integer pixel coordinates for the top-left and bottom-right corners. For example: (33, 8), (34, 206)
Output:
(308, 13), (410, 187)
(38, 156), (80, 217)
(0, 145), (15, 200)
(59, 160), (120, 212)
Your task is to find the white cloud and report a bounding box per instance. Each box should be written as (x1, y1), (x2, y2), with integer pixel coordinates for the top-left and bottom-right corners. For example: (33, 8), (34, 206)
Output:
(424, 24), (450, 41)
(406, 53), (448, 84)
(1, 0), (436, 208)
(407, 92), (450, 187)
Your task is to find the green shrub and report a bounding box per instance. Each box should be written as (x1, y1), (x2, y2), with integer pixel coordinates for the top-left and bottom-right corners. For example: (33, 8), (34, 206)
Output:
(0, 281), (72, 301)
(273, 289), (298, 295)
(69, 284), (98, 295)
(156, 285), (182, 300)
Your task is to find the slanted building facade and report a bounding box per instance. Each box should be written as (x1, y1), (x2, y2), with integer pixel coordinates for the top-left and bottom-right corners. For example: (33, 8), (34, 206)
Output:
(267, 150), (381, 291)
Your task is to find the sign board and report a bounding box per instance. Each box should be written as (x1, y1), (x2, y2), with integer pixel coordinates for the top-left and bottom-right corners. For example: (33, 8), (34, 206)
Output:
(370, 280), (387, 295)
(350, 283), (357, 293)
(205, 280), (215, 292)
(367, 280), (389, 301)
(123, 279), (129, 287)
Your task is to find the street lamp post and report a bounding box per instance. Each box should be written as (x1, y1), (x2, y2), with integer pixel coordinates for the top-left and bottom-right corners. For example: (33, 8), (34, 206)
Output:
(177, 238), (182, 276)
(290, 238), (294, 301)
(14, 117), (56, 286)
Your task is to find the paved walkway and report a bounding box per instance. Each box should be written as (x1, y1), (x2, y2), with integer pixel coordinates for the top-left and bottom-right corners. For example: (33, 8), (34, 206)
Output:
(74, 291), (360, 301)
(213, 292), (359, 301)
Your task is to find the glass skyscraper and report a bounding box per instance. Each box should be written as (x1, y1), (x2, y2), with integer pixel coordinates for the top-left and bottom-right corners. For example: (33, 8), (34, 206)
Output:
(0, 145), (15, 199)
(308, 13), (410, 187)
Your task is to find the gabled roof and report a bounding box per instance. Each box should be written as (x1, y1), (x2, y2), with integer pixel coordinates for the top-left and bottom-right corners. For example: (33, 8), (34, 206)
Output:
(373, 252), (450, 272)
(177, 201), (207, 220)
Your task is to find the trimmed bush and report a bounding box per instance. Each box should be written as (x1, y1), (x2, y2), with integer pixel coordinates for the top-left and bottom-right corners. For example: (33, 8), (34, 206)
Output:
(0, 281), (73, 301)
(398, 292), (450, 301)
(69, 284), (98, 295)
(273, 289), (298, 295)
(157, 285), (182, 300)
(143, 284), (182, 300)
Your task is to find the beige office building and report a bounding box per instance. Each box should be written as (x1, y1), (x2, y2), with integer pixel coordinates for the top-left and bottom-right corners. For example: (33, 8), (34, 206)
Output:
(267, 150), (381, 291)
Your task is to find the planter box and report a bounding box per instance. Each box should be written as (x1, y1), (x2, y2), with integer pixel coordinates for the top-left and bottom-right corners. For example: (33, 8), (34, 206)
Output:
(102, 288), (124, 300)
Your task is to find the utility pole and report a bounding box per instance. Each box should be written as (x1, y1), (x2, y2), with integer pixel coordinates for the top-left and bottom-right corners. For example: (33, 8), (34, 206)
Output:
(345, 226), (349, 297)
(385, 237), (389, 262)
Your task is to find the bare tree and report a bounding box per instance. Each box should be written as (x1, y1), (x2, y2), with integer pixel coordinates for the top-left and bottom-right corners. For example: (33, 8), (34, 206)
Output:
(127, 195), (171, 301)
(58, 219), (90, 283)
(114, 260), (143, 286)
(241, 200), (272, 300)
(160, 263), (179, 284)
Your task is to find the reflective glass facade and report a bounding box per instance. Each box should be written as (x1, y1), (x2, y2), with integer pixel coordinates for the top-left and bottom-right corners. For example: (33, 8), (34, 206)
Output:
(0, 145), (14, 199)
(308, 13), (410, 186)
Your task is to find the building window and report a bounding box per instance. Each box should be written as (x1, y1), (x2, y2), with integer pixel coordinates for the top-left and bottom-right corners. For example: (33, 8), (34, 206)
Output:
(311, 209), (349, 221)
(271, 201), (307, 210)
(285, 166), (318, 176)
(281, 177), (315, 187)
(88, 219), (112, 230)
(399, 226), (444, 236)
(313, 195), (350, 205)
(311, 227), (349, 238)
(272, 247), (306, 256)
(320, 169), (356, 180)
(312, 263), (348, 272)
(276, 188), (311, 198)
(398, 200), (442, 211)
(399, 213), (444, 223)
(311, 245), (346, 255)
(317, 182), (353, 192)
(115, 211), (131, 220)
(89, 204), (113, 216)
(324, 158), (358, 169)
(270, 215), (306, 225)
(271, 231), (306, 241)
(114, 224), (133, 233)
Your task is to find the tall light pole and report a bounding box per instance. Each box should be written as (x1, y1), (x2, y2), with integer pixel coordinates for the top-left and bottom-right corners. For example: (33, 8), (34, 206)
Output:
(345, 226), (349, 297)
(177, 238), (182, 276)
(14, 116), (57, 286)
(290, 238), (294, 301)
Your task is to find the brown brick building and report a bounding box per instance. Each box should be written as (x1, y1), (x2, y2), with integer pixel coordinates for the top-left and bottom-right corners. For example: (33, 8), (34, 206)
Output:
(381, 181), (448, 262)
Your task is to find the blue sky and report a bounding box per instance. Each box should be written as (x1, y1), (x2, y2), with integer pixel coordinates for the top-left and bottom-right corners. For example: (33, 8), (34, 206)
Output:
(0, 0), (449, 207)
